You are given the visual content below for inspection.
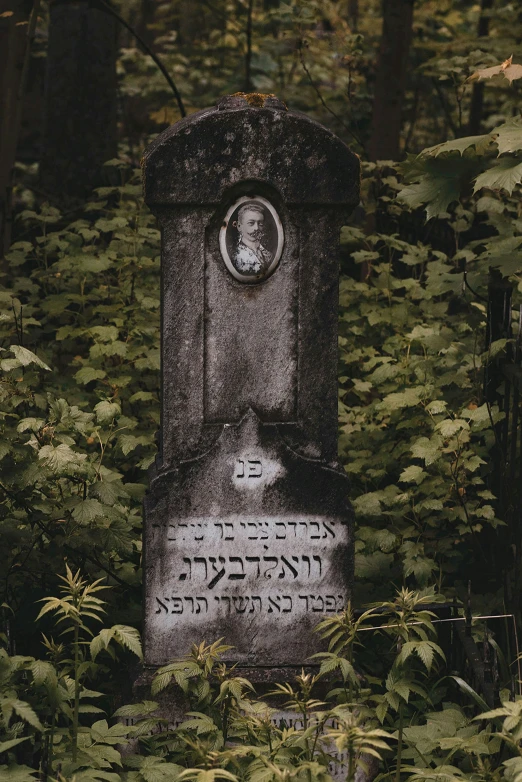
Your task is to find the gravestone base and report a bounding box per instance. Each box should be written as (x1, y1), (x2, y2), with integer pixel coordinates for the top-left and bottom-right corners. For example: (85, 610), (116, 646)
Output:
(124, 665), (377, 782)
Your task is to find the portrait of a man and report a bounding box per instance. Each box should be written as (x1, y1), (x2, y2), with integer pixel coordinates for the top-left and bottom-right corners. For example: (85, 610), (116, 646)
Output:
(233, 202), (272, 274)
(220, 196), (284, 283)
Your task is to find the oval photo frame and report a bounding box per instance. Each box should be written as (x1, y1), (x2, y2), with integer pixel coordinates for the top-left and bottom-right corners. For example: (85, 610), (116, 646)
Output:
(219, 195), (284, 283)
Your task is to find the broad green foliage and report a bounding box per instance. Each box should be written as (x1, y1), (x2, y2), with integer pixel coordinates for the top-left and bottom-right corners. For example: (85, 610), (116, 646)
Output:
(0, 174), (159, 633)
(5, 1), (522, 779)
(338, 194), (513, 604)
(397, 61), (522, 216)
(3, 579), (521, 782)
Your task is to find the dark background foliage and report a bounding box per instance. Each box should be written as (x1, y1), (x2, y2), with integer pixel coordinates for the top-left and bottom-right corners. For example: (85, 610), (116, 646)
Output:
(1, 1), (522, 779)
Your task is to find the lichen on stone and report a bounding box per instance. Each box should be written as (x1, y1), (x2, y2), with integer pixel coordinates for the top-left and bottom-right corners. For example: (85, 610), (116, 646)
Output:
(232, 92), (277, 108)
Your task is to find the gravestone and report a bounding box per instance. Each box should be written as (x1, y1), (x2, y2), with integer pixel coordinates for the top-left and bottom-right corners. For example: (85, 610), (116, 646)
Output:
(142, 93), (360, 675)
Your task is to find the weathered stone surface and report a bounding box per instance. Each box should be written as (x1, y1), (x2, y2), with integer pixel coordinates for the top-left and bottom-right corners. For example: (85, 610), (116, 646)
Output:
(143, 96), (359, 207)
(145, 411), (352, 665)
(142, 94), (360, 668)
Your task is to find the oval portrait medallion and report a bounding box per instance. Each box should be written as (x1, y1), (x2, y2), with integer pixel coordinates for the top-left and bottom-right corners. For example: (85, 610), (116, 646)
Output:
(219, 196), (284, 283)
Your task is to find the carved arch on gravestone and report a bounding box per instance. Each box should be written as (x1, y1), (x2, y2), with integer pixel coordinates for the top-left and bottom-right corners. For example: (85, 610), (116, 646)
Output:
(203, 180), (298, 426)
(143, 96), (360, 467)
(142, 97), (359, 208)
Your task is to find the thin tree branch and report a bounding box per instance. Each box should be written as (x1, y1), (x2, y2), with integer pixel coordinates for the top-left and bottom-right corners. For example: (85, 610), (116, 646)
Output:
(244, 0), (254, 91)
(93, 0), (186, 118)
(403, 84), (420, 154)
(298, 43), (366, 152)
(432, 79), (458, 138)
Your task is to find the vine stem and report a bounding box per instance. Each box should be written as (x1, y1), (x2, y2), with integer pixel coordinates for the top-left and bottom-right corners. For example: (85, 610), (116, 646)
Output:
(47, 710), (56, 781)
(72, 622), (80, 762)
(347, 739), (354, 782)
(94, 0), (186, 118)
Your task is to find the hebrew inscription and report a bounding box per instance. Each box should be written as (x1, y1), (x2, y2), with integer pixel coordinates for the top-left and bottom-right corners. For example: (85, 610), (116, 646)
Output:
(154, 594), (345, 615)
(148, 514), (349, 626)
(236, 459), (262, 478)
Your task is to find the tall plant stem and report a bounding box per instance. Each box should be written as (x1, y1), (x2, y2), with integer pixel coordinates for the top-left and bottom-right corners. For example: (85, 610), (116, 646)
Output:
(47, 710), (56, 781)
(347, 741), (354, 782)
(395, 702), (404, 782)
(1, 0), (42, 258)
(72, 622), (80, 762)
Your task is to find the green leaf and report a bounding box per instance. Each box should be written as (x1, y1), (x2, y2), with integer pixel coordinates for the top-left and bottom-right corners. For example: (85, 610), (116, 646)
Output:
(38, 443), (87, 472)
(12, 699), (43, 730)
(94, 216), (128, 232)
(94, 400), (121, 424)
(17, 418), (45, 433)
(435, 419), (469, 438)
(0, 737), (29, 753)
(91, 625), (142, 661)
(118, 433), (151, 455)
(0, 765), (39, 781)
(398, 156), (479, 219)
(494, 118), (522, 155)
(448, 676), (490, 711)
(113, 700), (159, 718)
(483, 338), (508, 360)
(379, 387), (425, 411)
(423, 134), (491, 158)
(75, 367), (107, 385)
(411, 436), (443, 466)
(128, 756), (183, 782)
(474, 157), (522, 195)
(399, 465), (427, 484)
(30, 660), (57, 687)
(72, 499), (105, 524)
(426, 400), (447, 415)
(353, 492), (382, 517)
(10, 345), (51, 371)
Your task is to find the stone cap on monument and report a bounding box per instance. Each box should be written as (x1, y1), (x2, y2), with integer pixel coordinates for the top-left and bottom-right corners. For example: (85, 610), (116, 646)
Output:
(142, 92), (360, 208)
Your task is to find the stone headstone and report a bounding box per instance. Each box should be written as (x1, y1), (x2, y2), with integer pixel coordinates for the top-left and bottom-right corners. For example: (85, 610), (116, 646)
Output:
(142, 93), (360, 672)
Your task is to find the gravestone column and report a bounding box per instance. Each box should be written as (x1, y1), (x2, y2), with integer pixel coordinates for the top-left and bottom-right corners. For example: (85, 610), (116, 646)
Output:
(142, 93), (360, 674)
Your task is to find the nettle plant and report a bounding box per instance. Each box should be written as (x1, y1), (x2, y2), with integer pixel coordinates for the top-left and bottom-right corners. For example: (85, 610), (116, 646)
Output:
(0, 566), (142, 781)
(109, 589), (522, 782)
(338, 215), (505, 602)
(338, 63), (522, 608)
(0, 170), (160, 631)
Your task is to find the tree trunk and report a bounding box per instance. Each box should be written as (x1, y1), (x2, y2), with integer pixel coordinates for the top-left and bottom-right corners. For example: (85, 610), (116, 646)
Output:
(39, 0), (118, 201)
(348, 0), (358, 31)
(367, 0), (414, 162)
(136, 0), (156, 47)
(467, 0), (494, 135)
(0, 0), (31, 258)
(178, 0), (201, 46)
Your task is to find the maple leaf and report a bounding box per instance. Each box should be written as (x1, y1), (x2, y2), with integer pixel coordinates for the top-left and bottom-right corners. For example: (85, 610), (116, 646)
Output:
(467, 55), (522, 84)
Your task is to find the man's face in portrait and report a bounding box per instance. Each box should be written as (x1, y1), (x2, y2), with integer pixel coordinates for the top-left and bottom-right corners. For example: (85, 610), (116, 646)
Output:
(238, 208), (264, 247)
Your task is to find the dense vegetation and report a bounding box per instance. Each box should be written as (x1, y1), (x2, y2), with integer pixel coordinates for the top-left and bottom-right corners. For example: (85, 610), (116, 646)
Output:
(1, 0), (522, 780)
